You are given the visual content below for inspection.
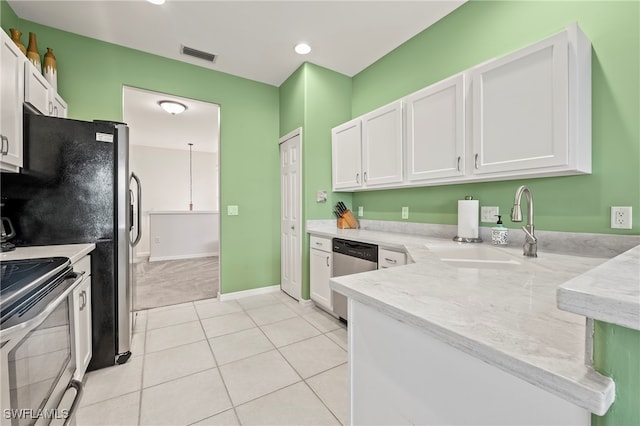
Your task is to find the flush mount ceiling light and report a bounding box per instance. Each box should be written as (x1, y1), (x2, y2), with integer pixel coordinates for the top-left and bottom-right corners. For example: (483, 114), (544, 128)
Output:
(159, 100), (187, 115)
(294, 43), (311, 55)
(147, 0), (165, 4)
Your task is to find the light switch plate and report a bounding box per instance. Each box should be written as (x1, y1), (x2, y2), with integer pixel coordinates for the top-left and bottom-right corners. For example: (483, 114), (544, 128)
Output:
(227, 205), (239, 216)
(316, 190), (327, 203)
(481, 206), (500, 223)
(401, 207), (409, 220)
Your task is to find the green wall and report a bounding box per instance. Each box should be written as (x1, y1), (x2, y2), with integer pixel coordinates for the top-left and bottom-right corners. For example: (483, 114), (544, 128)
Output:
(350, 0), (639, 235)
(279, 63), (352, 299)
(1, 3), (281, 295)
(593, 322), (640, 426)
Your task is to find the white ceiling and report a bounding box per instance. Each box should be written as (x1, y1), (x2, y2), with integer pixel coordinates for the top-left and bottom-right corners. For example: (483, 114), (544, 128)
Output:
(8, 0), (466, 87)
(122, 86), (219, 152)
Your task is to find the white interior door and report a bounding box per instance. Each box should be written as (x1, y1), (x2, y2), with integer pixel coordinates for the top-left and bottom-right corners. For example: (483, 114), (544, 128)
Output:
(280, 129), (302, 300)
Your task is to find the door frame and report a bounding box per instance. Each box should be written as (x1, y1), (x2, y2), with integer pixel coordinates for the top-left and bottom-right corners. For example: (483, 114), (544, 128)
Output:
(279, 128), (303, 300)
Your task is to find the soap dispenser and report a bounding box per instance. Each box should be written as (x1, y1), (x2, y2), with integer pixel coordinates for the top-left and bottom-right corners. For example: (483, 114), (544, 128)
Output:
(491, 215), (508, 245)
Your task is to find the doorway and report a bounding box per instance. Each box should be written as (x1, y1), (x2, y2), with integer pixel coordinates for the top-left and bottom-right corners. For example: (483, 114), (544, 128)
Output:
(279, 129), (302, 300)
(122, 86), (221, 310)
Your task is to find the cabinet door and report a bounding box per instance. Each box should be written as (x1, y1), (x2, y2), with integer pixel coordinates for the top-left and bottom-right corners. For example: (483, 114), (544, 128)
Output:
(24, 61), (51, 115)
(378, 248), (407, 269)
(406, 74), (465, 181)
(362, 100), (403, 187)
(472, 31), (569, 175)
(73, 276), (92, 380)
(310, 248), (332, 311)
(1, 32), (24, 170)
(52, 92), (68, 118)
(332, 118), (362, 190)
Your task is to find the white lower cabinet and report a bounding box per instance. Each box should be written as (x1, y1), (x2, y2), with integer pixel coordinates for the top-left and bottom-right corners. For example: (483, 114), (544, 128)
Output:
(378, 248), (407, 269)
(72, 255), (92, 380)
(310, 236), (333, 311)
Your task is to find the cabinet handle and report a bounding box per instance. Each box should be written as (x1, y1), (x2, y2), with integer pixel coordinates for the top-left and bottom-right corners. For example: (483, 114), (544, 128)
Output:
(364, 172), (368, 183)
(474, 153), (479, 169)
(356, 173), (360, 184)
(315, 241), (322, 246)
(79, 291), (85, 310)
(48, 101), (54, 115)
(326, 256), (330, 267)
(457, 156), (461, 172)
(1, 135), (8, 155)
(54, 106), (58, 116)
(384, 257), (397, 264)
(291, 225), (295, 230)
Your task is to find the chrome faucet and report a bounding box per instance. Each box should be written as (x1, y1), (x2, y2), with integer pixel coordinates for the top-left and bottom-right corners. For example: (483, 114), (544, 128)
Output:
(511, 185), (537, 257)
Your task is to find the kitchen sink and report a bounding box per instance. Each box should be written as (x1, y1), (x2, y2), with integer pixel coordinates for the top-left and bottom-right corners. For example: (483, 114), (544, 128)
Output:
(425, 243), (522, 269)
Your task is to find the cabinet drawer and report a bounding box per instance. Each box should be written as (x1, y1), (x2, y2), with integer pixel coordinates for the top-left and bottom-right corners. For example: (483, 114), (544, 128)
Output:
(378, 248), (406, 269)
(73, 255), (91, 276)
(310, 236), (332, 253)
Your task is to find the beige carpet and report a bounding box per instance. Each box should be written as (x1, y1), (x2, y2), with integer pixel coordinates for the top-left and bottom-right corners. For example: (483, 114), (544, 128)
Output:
(134, 257), (219, 310)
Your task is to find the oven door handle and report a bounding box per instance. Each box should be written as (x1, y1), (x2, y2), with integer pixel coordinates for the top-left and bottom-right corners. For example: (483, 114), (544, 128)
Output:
(0, 271), (85, 345)
(48, 380), (83, 426)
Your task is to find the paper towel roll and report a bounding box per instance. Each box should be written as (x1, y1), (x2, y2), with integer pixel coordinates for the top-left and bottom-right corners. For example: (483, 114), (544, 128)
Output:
(457, 199), (479, 239)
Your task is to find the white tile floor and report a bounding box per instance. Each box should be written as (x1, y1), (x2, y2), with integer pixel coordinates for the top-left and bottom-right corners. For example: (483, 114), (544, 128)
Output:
(76, 292), (349, 426)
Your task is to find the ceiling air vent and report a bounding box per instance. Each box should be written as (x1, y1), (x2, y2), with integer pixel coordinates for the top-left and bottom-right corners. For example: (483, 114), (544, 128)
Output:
(181, 45), (216, 63)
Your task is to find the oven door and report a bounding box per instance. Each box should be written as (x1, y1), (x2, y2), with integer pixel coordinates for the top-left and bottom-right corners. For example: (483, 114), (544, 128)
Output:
(1, 271), (85, 426)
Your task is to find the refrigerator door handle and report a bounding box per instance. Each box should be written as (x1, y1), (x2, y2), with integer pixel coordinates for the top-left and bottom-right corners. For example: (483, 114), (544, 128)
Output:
(130, 172), (142, 247)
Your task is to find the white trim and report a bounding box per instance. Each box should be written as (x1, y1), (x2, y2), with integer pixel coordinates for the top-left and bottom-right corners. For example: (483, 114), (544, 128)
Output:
(279, 127), (301, 145)
(299, 298), (315, 307)
(149, 252), (218, 262)
(218, 284), (281, 301)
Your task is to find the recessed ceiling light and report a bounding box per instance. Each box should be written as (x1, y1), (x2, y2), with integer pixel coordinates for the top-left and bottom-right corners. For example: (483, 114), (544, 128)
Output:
(147, 0), (165, 4)
(294, 43), (311, 55)
(159, 101), (187, 115)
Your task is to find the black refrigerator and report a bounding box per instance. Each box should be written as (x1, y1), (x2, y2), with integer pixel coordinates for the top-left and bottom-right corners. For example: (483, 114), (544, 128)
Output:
(0, 111), (142, 371)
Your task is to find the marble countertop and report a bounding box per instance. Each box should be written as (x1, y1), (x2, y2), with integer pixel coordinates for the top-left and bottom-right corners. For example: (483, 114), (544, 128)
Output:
(1, 244), (96, 264)
(558, 245), (640, 331)
(307, 223), (617, 416)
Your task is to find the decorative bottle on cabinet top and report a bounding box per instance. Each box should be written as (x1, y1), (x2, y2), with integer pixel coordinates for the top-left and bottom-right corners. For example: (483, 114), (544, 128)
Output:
(26, 32), (41, 70)
(9, 29), (27, 55)
(43, 48), (57, 90)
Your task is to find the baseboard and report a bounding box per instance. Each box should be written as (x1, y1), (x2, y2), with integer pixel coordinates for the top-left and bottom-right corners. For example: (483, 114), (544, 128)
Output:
(299, 298), (315, 307)
(149, 252), (218, 262)
(218, 284), (281, 301)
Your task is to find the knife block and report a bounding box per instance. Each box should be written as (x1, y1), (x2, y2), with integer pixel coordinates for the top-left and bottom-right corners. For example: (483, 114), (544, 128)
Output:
(337, 210), (358, 229)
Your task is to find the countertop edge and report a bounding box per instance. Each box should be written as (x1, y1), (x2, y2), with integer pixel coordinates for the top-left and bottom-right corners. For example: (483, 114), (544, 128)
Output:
(0, 244), (96, 264)
(557, 245), (640, 331)
(332, 279), (615, 416)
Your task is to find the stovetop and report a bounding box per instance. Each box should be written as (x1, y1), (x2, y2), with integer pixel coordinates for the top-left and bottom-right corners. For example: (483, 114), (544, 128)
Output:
(0, 257), (71, 315)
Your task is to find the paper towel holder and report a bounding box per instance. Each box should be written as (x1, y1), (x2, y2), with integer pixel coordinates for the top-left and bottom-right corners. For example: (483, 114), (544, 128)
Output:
(453, 195), (483, 243)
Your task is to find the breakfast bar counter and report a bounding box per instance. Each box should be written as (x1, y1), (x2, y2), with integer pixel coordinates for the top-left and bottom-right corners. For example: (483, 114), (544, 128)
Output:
(306, 222), (636, 424)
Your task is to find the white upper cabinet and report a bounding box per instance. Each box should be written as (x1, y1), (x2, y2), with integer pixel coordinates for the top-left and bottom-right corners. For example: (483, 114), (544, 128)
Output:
(1, 31), (25, 172)
(332, 118), (362, 190)
(24, 59), (67, 117)
(405, 74), (465, 182)
(362, 100), (404, 187)
(331, 23), (591, 192)
(471, 23), (591, 178)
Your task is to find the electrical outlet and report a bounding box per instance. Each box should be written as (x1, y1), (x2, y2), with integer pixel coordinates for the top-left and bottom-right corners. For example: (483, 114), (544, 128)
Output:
(402, 207), (409, 220)
(227, 205), (239, 216)
(154, 237), (160, 244)
(481, 206), (500, 223)
(611, 206), (632, 229)
(358, 206), (364, 217)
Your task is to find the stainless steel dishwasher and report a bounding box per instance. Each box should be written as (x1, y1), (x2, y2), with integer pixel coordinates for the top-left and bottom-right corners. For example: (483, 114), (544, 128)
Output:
(332, 238), (378, 321)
